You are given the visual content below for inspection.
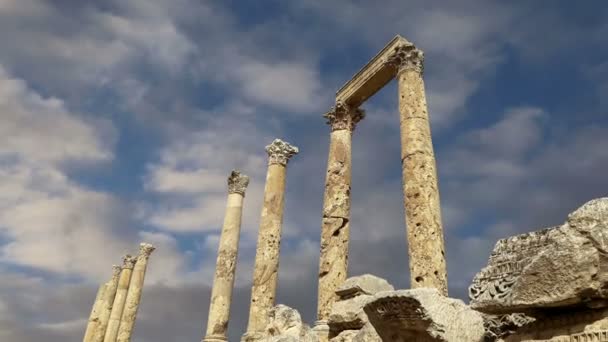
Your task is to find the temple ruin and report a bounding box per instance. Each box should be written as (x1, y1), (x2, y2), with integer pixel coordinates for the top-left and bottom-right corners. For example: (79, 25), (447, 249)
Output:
(82, 34), (608, 342)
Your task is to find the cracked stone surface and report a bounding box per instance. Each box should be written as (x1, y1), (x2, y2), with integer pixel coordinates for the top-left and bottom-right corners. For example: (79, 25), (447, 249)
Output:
(470, 197), (608, 314)
(364, 288), (484, 342)
(396, 49), (448, 295)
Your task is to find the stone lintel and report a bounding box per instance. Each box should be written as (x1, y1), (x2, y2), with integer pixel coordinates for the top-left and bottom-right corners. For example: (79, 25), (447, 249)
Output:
(335, 35), (411, 107)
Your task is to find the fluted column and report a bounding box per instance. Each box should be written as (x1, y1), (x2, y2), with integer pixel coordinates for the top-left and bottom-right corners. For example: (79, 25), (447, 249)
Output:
(387, 42), (448, 295)
(117, 243), (156, 342)
(203, 170), (250, 342)
(314, 102), (364, 340)
(93, 266), (122, 342)
(83, 284), (106, 342)
(243, 139), (298, 341)
(104, 255), (136, 342)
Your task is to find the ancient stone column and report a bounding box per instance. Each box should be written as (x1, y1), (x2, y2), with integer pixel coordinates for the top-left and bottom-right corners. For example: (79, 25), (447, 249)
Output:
(93, 266), (122, 342)
(104, 255), (136, 342)
(314, 102), (364, 340)
(83, 283), (106, 342)
(116, 243), (156, 342)
(387, 43), (448, 295)
(203, 170), (250, 342)
(242, 139), (298, 341)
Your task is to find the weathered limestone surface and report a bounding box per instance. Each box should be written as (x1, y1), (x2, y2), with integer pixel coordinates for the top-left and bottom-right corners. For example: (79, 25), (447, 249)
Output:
(387, 42), (448, 295)
(470, 198), (608, 314)
(204, 170), (249, 342)
(104, 255), (136, 342)
(116, 243), (155, 342)
(364, 288), (485, 342)
(316, 103), (364, 338)
(93, 266), (122, 342)
(244, 140), (298, 341)
(482, 314), (535, 341)
(329, 274), (393, 335)
(262, 305), (318, 342)
(83, 284), (107, 342)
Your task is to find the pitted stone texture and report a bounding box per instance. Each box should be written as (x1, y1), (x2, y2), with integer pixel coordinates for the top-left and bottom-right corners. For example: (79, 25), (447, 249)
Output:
(262, 305), (318, 342)
(317, 128), (354, 324)
(246, 156), (294, 336)
(205, 187), (247, 341)
(93, 265), (121, 342)
(397, 56), (448, 295)
(364, 288), (485, 342)
(83, 284), (106, 342)
(335, 274), (394, 299)
(470, 198), (608, 314)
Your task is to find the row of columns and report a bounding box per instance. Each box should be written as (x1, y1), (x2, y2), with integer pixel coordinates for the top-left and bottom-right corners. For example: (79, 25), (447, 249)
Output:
(83, 243), (155, 342)
(202, 41), (447, 342)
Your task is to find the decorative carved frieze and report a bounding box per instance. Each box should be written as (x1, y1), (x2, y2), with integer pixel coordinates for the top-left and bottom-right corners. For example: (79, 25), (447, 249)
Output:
(483, 313), (535, 341)
(385, 43), (424, 74)
(323, 101), (365, 132)
(227, 170), (250, 195)
(265, 139), (299, 166)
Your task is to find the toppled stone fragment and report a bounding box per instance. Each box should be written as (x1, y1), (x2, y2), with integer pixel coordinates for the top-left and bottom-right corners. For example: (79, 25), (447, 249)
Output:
(364, 288), (485, 342)
(469, 198), (608, 314)
(335, 274), (394, 299)
(262, 305), (318, 342)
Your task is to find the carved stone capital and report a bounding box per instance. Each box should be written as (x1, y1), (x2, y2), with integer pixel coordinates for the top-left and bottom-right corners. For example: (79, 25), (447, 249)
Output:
(139, 243), (156, 257)
(385, 43), (424, 75)
(323, 101), (365, 132)
(112, 265), (122, 277)
(227, 170), (250, 195)
(122, 255), (137, 269)
(265, 139), (299, 166)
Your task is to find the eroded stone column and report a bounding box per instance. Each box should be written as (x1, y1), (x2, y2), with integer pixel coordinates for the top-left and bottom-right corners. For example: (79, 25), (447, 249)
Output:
(203, 170), (250, 342)
(243, 139), (298, 341)
(117, 243), (156, 342)
(104, 255), (136, 342)
(93, 266), (122, 342)
(387, 43), (448, 295)
(83, 283), (106, 342)
(314, 102), (364, 340)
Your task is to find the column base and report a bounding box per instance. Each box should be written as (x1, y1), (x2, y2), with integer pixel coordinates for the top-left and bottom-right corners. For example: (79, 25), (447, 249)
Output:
(240, 331), (264, 342)
(202, 335), (227, 342)
(313, 320), (330, 342)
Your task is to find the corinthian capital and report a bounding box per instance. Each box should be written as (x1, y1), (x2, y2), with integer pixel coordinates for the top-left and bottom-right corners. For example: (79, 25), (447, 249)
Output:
(112, 265), (122, 278)
(385, 43), (424, 75)
(139, 242), (156, 258)
(265, 139), (299, 166)
(227, 170), (250, 195)
(323, 101), (365, 132)
(122, 255), (137, 269)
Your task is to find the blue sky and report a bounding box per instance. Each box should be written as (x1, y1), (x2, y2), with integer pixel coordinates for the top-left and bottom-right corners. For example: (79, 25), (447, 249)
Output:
(0, 0), (607, 341)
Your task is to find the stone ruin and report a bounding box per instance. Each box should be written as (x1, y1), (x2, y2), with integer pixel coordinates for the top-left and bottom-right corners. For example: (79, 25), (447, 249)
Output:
(81, 34), (608, 342)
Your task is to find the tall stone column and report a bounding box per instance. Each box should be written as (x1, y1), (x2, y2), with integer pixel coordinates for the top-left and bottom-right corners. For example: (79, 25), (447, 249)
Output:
(104, 255), (136, 342)
(93, 266), (122, 342)
(83, 283), (106, 342)
(203, 170), (250, 342)
(117, 243), (156, 342)
(243, 139), (298, 341)
(314, 102), (364, 340)
(387, 43), (448, 295)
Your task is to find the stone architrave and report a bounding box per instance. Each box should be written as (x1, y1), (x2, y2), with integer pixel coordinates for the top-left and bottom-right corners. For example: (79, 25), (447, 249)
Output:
(243, 139), (298, 341)
(116, 243), (156, 342)
(363, 288), (485, 342)
(83, 283), (107, 342)
(315, 102), (364, 340)
(104, 255), (136, 342)
(385, 42), (448, 295)
(93, 266), (122, 342)
(203, 170), (250, 342)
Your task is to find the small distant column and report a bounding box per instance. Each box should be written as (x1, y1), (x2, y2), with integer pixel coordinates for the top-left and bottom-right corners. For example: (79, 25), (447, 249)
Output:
(83, 283), (106, 342)
(243, 139), (298, 341)
(387, 43), (448, 295)
(117, 243), (156, 342)
(104, 255), (136, 342)
(93, 266), (122, 342)
(314, 102), (364, 340)
(203, 170), (250, 342)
